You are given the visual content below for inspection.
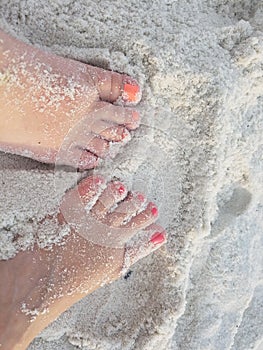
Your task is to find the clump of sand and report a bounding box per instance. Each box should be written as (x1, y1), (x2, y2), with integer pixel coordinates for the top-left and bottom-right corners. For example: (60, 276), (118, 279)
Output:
(0, 0), (262, 349)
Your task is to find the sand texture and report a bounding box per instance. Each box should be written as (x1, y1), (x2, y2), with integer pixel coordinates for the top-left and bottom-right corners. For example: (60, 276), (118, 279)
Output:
(0, 0), (262, 349)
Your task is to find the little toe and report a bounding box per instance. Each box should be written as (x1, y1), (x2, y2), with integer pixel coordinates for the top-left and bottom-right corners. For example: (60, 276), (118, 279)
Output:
(103, 191), (146, 227)
(87, 66), (141, 104)
(122, 202), (159, 230)
(57, 147), (99, 170)
(91, 181), (128, 218)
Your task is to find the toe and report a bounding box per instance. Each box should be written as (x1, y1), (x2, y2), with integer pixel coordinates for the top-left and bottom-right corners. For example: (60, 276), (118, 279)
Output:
(101, 104), (140, 131)
(78, 175), (106, 204)
(103, 191), (146, 227)
(91, 181), (128, 218)
(57, 147), (98, 170)
(144, 223), (167, 246)
(90, 102), (141, 131)
(122, 201), (159, 230)
(91, 120), (131, 142)
(78, 150), (99, 170)
(87, 66), (141, 104)
(100, 126), (131, 142)
(121, 223), (167, 274)
(60, 175), (106, 223)
(85, 136), (109, 159)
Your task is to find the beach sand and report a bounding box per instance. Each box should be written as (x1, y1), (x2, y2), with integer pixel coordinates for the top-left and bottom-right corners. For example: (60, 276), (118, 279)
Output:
(0, 0), (262, 349)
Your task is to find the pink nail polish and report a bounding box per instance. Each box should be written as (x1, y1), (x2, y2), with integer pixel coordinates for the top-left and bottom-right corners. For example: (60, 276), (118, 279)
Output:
(149, 203), (158, 217)
(122, 129), (129, 140)
(137, 193), (145, 203)
(150, 232), (165, 245)
(123, 83), (140, 102)
(117, 185), (126, 195)
(94, 176), (103, 185)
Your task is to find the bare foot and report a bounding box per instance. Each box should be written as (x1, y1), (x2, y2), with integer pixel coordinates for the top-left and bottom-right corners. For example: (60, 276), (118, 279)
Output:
(0, 175), (166, 350)
(0, 30), (141, 169)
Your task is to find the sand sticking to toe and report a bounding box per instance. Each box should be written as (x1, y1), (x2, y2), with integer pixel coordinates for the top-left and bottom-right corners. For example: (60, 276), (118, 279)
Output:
(0, 0), (262, 349)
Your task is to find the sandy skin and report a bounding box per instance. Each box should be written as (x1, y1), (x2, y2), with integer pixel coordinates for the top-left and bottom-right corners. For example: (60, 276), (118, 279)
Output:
(0, 30), (141, 169)
(0, 175), (166, 350)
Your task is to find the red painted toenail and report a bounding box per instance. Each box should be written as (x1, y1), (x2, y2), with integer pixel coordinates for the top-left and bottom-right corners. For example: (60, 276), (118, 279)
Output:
(137, 193), (145, 202)
(150, 232), (166, 245)
(94, 176), (102, 184)
(132, 111), (140, 122)
(123, 83), (140, 102)
(117, 185), (126, 195)
(122, 129), (129, 139)
(149, 203), (158, 217)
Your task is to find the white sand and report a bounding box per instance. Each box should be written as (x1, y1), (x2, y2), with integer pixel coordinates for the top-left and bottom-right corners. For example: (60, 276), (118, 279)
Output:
(0, 0), (262, 349)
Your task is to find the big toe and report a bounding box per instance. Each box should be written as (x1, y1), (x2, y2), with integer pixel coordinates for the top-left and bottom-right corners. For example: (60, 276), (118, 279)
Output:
(87, 66), (141, 105)
(122, 223), (167, 275)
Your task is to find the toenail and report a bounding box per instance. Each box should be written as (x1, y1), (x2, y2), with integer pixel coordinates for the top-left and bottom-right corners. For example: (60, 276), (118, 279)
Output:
(150, 232), (166, 245)
(149, 203), (158, 217)
(123, 83), (140, 102)
(132, 111), (140, 122)
(122, 129), (130, 140)
(117, 184), (126, 195)
(94, 176), (104, 185)
(137, 193), (145, 203)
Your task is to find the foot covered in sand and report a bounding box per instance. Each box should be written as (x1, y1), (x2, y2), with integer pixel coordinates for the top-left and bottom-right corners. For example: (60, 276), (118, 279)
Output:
(0, 175), (166, 349)
(0, 30), (141, 169)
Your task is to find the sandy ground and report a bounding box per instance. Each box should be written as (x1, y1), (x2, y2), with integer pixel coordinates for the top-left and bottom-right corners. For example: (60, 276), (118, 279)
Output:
(0, 0), (262, 349)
